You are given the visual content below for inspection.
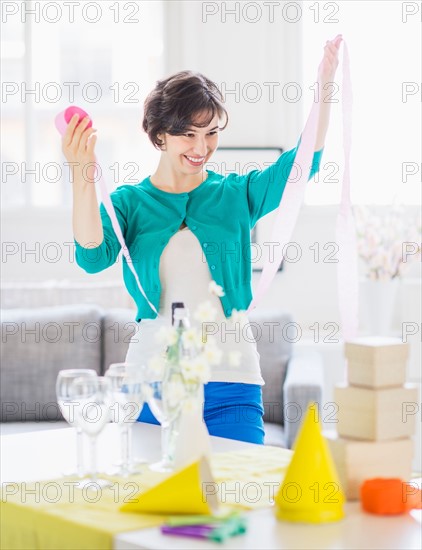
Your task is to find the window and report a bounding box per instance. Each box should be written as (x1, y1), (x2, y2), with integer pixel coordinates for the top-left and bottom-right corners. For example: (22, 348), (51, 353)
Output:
(302, 0), (420, 205)
(1, 0), (164, 209)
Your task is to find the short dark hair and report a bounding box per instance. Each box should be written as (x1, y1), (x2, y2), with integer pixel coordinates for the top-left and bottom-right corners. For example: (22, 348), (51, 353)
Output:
(142, 70), (229, 150)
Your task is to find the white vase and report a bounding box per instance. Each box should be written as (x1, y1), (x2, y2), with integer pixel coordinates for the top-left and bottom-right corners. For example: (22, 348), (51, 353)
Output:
(173, 383), (212, 470)
(361, 278), (400, 336)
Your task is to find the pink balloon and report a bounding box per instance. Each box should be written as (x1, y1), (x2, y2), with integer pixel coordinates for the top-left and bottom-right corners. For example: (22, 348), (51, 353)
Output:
(55, 106), (92, 136)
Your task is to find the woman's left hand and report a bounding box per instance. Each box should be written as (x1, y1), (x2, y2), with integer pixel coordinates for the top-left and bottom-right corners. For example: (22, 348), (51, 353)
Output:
(318, 34), (343, 83)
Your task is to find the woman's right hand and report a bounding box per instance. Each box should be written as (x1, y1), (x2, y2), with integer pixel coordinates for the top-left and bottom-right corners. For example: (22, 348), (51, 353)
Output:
(62, 114), (98, 184)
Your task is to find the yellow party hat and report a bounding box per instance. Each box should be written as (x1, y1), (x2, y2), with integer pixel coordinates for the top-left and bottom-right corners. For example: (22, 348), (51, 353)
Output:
(120, 456), (219, 515)
(275, 402), (345, 523)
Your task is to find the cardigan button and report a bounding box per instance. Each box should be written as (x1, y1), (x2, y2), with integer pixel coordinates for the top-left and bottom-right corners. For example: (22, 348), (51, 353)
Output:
(192, 225), (197, 231)
(226, 308), (232, 316)
(203, 243), (208, 248)
(211, 265), (216, 270)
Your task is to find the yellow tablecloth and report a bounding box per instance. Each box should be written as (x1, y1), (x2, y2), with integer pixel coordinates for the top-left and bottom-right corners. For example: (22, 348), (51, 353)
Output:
(1, 446), (292, 550)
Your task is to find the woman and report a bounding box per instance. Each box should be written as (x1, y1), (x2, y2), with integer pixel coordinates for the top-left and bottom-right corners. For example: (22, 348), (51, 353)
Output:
(64, 37), (342, 444)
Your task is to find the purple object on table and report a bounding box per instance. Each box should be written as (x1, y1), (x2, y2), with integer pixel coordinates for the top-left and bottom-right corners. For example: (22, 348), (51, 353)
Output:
(161, 525), (214, 540)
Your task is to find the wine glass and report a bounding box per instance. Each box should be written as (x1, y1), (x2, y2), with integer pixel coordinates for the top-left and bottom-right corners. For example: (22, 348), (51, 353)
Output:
(56, 369), (97, 477)
(105, 362), (145, 476)
(70, 375), (112, 488)
(143, 363), (185, 472)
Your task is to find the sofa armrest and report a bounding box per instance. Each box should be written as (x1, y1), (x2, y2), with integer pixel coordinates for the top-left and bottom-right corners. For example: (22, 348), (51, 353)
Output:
(283, 350), (324, 449)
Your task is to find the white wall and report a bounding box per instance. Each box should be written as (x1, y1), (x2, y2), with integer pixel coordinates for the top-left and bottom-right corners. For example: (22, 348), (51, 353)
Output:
(163, 0), (304, 148)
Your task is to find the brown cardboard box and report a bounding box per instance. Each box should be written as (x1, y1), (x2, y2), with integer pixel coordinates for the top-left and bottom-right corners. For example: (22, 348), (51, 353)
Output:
(334, 384), (418, 440)
(345, 337), (409, 388)
(325, 432), (414, 500)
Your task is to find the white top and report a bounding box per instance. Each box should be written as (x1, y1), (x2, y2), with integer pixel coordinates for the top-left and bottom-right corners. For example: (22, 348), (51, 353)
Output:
(125, 227), (264, 385)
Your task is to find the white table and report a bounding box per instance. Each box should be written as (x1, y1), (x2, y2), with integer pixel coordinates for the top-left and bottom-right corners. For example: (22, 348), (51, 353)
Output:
(1, 423), (421, 550)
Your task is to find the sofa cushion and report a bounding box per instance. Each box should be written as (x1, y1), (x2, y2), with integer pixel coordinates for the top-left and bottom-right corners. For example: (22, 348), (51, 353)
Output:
(263, 422), (286, 447)
(102, 308), (137, 374)
(249, 309), (293, 425)
(0, 305), (103, 421)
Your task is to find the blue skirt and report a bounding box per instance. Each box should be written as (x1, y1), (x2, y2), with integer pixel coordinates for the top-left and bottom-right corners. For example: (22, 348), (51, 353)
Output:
(138, 382), (265, 445)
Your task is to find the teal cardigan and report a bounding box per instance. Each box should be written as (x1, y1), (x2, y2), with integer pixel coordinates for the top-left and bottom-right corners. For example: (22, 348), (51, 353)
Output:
(74, 144), (323, 321)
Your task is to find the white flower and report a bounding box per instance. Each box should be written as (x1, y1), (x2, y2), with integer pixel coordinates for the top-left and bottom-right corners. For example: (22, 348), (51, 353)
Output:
(353, 205), (421, 281)
(228, 351), (242, 367)
(181, 355), (211, 384)
(193, 357), (212, 384)
(193, 300), (218, 323)
(202, 340), (223, 366)
(179, 357), (194, 377)
(155, 326), (178, 346)
(166, 380), (186, 408)
(208, 280), (225, 297)
(181, 327), (203, 350)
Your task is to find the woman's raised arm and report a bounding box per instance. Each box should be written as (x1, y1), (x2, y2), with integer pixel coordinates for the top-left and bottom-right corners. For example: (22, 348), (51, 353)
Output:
(61, 113), (104, 247)
(314, 34), (343, 151)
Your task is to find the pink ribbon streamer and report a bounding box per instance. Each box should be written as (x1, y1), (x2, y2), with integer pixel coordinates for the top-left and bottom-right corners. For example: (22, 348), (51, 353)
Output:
(335, 42), (359, 340)
(248, 41), (359, 341)
(246, 92), (320, 313)
(95, 171), (160, 316)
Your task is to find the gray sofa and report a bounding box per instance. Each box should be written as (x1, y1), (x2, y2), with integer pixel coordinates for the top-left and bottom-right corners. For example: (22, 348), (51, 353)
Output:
(1, 296), (323, 448)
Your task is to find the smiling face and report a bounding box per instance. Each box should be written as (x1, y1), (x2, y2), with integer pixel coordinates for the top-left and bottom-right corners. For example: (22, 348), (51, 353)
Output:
(157, 111), (220, 177)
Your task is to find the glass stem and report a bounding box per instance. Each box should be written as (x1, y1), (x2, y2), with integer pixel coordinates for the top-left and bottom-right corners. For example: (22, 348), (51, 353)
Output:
(163, 414), (182, 467)
(121, 424), (130, 475)
(127, 424), (133, 465)
(161, 421), (171, 465)
(76, 427), (84, 478)
(89, 435), (98, 484)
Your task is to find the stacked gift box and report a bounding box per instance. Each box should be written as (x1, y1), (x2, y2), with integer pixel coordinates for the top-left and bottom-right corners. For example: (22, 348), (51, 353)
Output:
(325, 337), (418, 500)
